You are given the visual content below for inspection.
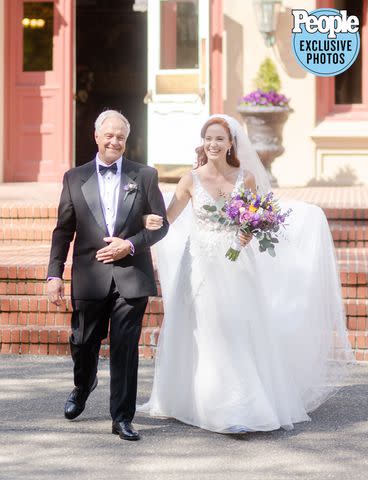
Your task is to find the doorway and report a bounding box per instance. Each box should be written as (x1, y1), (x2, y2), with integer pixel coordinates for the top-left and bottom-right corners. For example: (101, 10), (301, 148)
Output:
(75, 0), (147, 166)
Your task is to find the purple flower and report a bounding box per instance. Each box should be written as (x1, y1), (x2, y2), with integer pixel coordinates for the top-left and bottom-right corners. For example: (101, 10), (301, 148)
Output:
(254, 194), (262, 208)
(239, 89), (290, 107)
(239, 211), (252, 223)
(226, 206), (240, 220)
(232, 199), (245, 208)
(225, 199), (246, 219)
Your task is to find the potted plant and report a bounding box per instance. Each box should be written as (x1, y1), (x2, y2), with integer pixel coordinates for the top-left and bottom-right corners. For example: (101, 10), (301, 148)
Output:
(237, 58), (292, 187)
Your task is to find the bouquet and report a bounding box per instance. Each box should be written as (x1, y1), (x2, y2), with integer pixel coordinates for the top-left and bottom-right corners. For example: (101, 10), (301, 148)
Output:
(203, 187), (291, 261)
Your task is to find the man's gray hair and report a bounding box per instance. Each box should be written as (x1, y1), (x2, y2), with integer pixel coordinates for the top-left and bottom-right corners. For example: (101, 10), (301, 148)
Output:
(94, 110), (130, 136)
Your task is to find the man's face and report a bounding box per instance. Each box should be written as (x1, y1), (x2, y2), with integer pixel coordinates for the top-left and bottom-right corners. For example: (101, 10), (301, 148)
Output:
(94, 117), (129, 164)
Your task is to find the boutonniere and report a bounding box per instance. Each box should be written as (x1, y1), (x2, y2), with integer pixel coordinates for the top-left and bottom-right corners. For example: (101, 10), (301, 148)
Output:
(123, 182), (138, 200)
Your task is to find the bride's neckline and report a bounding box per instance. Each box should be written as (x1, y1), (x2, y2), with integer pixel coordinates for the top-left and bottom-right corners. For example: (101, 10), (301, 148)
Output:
(193, 168), (243, 203)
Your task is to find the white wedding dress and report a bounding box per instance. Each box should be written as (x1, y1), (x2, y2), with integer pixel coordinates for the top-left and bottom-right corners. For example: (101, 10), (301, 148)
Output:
(138, 167), (353, 433)
(139, 113), (354, 433)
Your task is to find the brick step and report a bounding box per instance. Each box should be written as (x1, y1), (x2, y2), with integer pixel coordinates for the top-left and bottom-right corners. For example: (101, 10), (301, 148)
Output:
(0, 244), (366, 273)
(0, 205), (57, 220)
(0, 238), (366, 273)
(0, 280), (70, 296)
(0, 203), (367, 222)
(351, 349), (368, 362)
(0, 265), (70, 281)
(0, 217), (55, 243)
(348, 331), (368, 353)
(323, 207), (368, 221)
(0, 295), (72, 313)
(0, 240), (52, 245)
(0, 325), (161, 358)
(0, 309), (163, 329)
(337, 248), (368, 299)
(1, 323), (365, 359)
(0, 272), (364, 300)
(330, 220), (368, 247)
(0, 294), (163, 313)
(0, 296), (164, 328)
(345, 299), (368, 331)
(0, 217), (54, 243)
(0, 247), (365, 298)
(0, 219), (367, 246)
(0, 221), (54, 242)
(0, 294), (363, 329)
(0, 218), (55, 225)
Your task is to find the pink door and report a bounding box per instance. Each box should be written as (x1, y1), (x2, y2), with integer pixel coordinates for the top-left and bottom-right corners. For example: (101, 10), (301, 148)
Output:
(5, 0), (73, 182)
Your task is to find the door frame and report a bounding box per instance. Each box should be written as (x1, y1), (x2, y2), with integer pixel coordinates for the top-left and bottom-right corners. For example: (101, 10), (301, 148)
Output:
(4, 0), (73, 182)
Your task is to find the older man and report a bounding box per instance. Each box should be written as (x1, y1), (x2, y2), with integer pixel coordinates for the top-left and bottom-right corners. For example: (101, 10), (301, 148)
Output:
(47, 110), (168, 441)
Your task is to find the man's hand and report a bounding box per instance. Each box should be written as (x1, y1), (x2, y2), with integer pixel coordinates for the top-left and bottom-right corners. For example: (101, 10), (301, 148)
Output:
(47, 278), (65, 306)
(96, 237), (132, 263)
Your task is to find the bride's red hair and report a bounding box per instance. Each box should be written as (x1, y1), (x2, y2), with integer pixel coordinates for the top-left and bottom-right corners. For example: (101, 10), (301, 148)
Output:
(195, 117), (240, 168)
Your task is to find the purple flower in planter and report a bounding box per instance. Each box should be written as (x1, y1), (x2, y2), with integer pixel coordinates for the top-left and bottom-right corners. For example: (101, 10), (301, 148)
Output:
(239, 89), (290, 107)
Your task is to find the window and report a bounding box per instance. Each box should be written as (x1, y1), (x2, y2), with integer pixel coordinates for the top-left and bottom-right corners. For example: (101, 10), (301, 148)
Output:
(23, 2), (54, 72)
(160, 0), (199, 69)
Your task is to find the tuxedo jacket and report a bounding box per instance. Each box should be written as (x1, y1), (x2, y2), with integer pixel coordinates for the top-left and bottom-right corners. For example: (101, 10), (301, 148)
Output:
(47, 158), (169, 300)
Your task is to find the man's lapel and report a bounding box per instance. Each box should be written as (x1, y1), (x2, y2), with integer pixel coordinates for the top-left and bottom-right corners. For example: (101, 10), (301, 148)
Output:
(81, 161), (108, 235)
(113, 159), (138, 236)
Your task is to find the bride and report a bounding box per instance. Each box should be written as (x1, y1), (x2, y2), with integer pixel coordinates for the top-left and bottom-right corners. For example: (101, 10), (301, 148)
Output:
(138, 114), (353, 434)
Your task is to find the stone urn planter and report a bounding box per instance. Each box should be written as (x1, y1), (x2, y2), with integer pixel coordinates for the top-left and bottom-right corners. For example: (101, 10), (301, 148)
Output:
(237, 104), (292, 187)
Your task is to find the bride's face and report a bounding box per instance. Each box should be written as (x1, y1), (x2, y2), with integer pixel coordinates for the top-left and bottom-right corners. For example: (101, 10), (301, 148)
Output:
(204, 124), (232, 163)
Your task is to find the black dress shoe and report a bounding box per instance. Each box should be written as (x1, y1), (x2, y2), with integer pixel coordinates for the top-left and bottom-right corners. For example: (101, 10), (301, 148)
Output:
(64, 377), (98, 420)
(112, 420), (140, 441)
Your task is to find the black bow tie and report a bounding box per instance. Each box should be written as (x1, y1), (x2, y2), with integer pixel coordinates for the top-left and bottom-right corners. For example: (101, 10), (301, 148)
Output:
(99, 163), (118, 175)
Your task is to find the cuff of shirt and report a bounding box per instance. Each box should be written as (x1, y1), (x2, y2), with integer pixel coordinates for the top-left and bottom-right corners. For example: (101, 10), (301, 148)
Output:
(127, 240), (135, 256)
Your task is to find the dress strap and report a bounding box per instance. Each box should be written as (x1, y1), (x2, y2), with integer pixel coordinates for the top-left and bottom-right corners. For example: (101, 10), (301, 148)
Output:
(191, 169), (200, 188)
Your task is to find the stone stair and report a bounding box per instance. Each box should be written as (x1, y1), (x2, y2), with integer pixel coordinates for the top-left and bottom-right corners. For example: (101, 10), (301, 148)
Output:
(0, 185), (367, 359)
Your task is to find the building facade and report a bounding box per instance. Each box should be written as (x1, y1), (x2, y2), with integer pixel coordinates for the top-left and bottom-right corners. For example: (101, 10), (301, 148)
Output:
(0, 0), (367, 186)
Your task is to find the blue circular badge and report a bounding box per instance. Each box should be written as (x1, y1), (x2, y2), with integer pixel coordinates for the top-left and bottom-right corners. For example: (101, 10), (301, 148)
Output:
(292, 8), (360, 77)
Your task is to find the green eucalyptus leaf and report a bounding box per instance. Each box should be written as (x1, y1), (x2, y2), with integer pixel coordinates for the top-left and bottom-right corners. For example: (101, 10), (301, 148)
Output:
(203, 205), (217, 212)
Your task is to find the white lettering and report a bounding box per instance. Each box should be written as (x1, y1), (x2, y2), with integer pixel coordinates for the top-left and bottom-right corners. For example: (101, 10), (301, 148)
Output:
(292, 9), (309, 33)
(292, 9), (360, 39)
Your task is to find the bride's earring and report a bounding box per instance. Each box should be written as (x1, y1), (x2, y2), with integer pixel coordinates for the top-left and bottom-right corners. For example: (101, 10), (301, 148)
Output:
(227, 147), (231, 156)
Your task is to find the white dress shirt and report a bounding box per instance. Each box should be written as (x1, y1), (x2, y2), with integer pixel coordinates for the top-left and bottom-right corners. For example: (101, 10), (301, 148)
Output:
(96, 155), (122, 236)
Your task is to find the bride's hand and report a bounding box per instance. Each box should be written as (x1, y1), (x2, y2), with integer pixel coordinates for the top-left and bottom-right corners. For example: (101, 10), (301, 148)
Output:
(143, 214), (164, 230)
(238, 231), (252, 246)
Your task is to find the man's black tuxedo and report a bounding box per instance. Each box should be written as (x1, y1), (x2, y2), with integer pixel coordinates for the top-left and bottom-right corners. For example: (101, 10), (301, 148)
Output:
(47, 157), (169, 422)
(48, 158), (168, 299)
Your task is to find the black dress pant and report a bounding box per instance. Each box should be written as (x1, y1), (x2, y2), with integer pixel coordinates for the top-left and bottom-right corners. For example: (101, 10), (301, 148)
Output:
(70, 280), (148, 422)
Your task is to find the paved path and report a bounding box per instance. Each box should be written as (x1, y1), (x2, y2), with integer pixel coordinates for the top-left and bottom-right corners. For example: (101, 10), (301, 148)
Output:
(0, 356), (367, 480)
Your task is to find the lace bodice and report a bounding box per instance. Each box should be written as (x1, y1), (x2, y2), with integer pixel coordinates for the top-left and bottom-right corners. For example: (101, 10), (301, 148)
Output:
(191, 168), (243, 233)
(188, 169), (244, 257)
